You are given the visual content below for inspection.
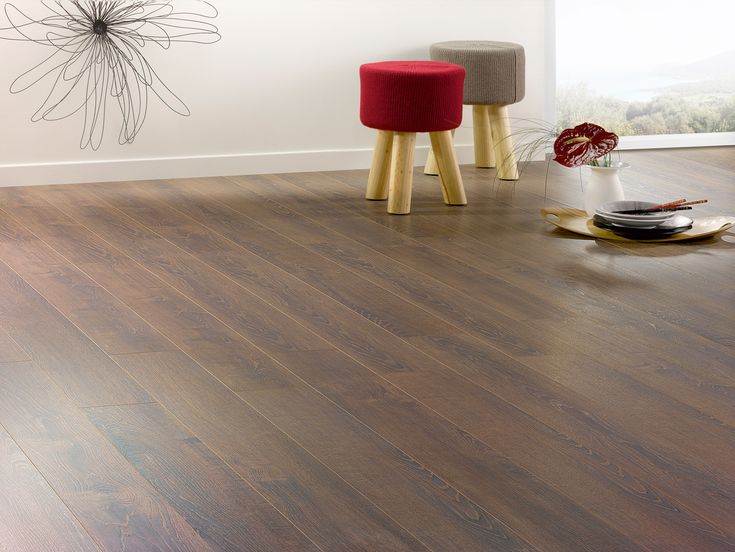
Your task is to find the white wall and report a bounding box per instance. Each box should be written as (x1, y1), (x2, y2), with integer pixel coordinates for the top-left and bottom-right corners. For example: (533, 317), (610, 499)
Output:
(0, 0), (548, 186)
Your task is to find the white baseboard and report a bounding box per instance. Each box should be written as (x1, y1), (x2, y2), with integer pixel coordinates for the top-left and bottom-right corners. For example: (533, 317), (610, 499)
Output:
(0, 144), (478, 187)
(4, 134), (730, 187)
(619, 132), (735, 150)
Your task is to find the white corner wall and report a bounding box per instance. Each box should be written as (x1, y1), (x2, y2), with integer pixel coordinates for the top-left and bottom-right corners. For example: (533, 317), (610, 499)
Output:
(0, 0), (548, 186)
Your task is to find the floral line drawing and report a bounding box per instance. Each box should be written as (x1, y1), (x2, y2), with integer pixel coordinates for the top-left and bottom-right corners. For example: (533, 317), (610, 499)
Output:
(0, 1), (221, 150)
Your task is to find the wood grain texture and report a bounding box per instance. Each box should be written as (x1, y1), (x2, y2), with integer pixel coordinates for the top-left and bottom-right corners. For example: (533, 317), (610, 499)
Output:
(0, 262), (150, 407)
(0, 328), (28, 364)
(0, 425), (100, 552)
(472, 104), (495, 168)
(5, 189), (652, 551)
(0, 195), (540, 552)
(0, 218), (172, 356)
(0, 188), (328, 355)
(235, 171), (735, 439)
(219, 171), (735, 537)
(84, 178), (735, 472)
(109, 351), (430, 552)
(388, 131), (417, 214)
(63, 178), (727, 547)
(279, 167), (735, 383)
(487, 105), (518, 180)
(0, 147), (731, 551)
(366, 130), (393, 200)
(430, 130), (467, 205)
(324, 168), (735, 420)
(0, 197), (430, 551)
(0, 362), (213, 552)
(86, 403), (320, 552)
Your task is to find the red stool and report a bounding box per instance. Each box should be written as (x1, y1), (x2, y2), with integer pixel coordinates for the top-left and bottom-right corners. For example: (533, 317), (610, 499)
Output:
(360, 61), (467, 214)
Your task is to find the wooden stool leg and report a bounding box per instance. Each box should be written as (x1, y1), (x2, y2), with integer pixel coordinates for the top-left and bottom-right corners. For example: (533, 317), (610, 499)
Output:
(429, 130), (467, 206)
(487, 104), (519, 180)
(424, 146), (439, 176)
(387, 132), (416, 215)
(473, 105), (495, 168)
(366, 130), (393, 200)
(424, 128), (455, 176)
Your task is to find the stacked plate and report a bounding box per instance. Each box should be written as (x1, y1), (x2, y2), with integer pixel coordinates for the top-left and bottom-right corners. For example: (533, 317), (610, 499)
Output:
(593, 201), (693, 239)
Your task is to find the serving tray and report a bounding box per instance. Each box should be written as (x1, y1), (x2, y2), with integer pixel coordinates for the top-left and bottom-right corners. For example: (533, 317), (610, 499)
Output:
(541, 207), (735, 243)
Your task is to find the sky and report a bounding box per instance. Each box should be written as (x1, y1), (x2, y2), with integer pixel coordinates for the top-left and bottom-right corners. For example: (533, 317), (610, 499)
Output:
(556, 0), (735, 84)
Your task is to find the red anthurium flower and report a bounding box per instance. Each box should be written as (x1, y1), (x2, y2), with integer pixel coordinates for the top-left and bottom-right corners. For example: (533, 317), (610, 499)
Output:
(553, 123), (619, 168)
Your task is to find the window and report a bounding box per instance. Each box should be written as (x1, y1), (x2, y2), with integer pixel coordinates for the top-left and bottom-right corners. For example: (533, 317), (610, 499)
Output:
(555, 0), (735, 147)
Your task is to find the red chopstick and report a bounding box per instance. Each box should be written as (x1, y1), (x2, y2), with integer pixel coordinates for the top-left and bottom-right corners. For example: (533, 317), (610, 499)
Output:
(675, 199), (708, 208)
(653, 198), (686, 209)
(615, 206), (693, 214)
(615, 199), (707, 215)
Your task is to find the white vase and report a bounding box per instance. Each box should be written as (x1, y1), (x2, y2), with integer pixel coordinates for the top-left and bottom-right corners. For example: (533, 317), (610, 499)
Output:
(584, 162), (629, 216)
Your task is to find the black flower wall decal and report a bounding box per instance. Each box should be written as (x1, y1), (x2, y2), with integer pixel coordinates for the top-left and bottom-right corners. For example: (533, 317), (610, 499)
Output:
(0, 1), (221, 150)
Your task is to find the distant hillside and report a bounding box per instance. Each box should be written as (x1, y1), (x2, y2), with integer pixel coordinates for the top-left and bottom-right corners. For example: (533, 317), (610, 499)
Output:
(557, 82), (735, 136)
(660, 79), (735, 97)
(665, 49), (735, 81)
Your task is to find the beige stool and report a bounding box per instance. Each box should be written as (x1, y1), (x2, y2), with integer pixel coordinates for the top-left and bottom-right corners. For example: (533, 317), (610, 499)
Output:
(425, 40), (526, 181)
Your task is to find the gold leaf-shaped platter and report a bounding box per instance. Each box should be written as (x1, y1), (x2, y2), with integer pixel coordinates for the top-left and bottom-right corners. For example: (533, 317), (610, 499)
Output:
(541, 207), (735, 243)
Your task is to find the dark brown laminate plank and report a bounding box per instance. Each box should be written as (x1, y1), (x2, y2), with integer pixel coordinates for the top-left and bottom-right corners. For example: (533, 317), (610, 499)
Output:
(235, 174), (569, 321)
(280, 169), (735, 462)
(276, 169), (735, 421)
(277, 349), (735, 552)
(90, 387), (538, 552)
(25, 184), (727, 547)
(319, 165), (735, 347)
(90, 178), (735, 504)
(0, 327), (29, 363)
(0, 197), (433, 552)
(0, 218), (174, 356)
(413, 233), (735, 422)
(89, 182), (553, 359)
(226, 381), (539, 552)
(0, 203), (275, 390)
(135, 176), (568, 325)
(286, 164), (735, 337)
(230, 173), (735, 420)
(106, 350), (431, 552)
(115, 350), (643, 552)
(0, 361), (213, 552)
(2, 189), (653, 551)
(0, 422), (101, 552)
(416, 158), (735, 339)
(85, 179), (735, 473)
(0, 190), (328, 355)
(86, 403), (320, 552)
(402, 330), (735, 530)
(415, 211), (735, 348)
(0, 261), (150, 408)
(109, 184), (453, 340)
(524, 314), (735, 390)
(135, 176), (735, 539)
(0, 190), (547, 552)
(0, 147), (731, 552)
(98, 179), (547, 349)
(318, 157), (734, 300)
(657, 146), (735, 172)
(0, 215), (298, 385)
(213, 170), (735, 430)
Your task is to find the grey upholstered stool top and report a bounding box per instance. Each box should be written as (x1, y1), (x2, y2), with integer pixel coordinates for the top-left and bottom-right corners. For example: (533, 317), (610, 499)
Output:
(430, 40), (525, 106)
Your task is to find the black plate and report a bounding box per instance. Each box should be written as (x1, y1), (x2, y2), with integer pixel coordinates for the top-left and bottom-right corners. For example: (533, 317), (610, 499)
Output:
(593, 215), (693, 239)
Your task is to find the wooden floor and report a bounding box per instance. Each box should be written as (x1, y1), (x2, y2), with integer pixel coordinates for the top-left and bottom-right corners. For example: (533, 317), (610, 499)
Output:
(0, 147), (733, 552)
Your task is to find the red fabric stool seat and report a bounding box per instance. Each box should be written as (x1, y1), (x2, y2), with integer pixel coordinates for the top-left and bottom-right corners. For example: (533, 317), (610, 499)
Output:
(360, 61), (465, 132)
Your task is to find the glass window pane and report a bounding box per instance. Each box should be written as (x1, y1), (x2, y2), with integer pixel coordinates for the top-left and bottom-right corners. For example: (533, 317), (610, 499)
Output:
(556, 0), (735, 136)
